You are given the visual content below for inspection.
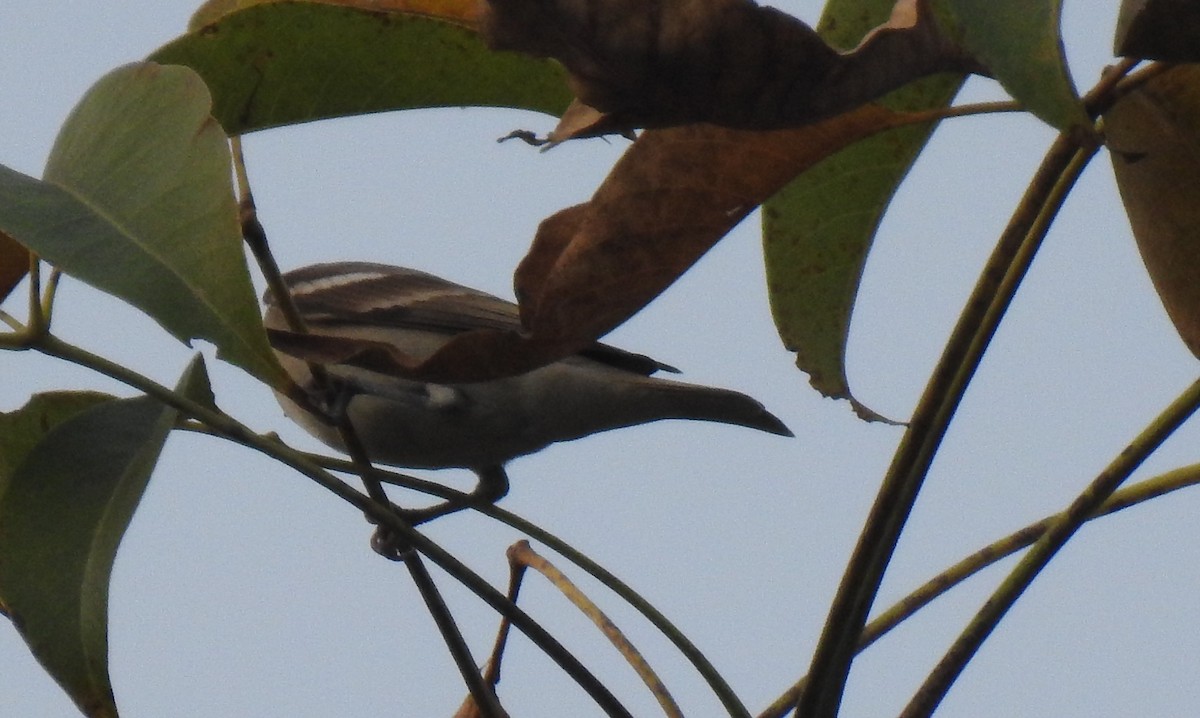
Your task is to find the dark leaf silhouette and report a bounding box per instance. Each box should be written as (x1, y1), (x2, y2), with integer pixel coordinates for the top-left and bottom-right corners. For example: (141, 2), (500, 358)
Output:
(280, 105), (913, 383)
(269, 108), (917, 383)
(1107, 65), (1200, 358)
(481, 0), (975, 136)
(1116, 0), (1200, 62)
(0, 230), (28, 304)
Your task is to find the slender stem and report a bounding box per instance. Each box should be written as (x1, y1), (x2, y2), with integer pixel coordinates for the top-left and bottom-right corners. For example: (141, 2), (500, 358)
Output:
(485, 554), (529, 686)
(901, 377), (1200, 717)
(904, 100), (1022, 125)
(798, 129), (1093, 718)
(231, 135), (310, 339)
(757, 463), (1200, 718)
(25, 254), (44, 334)
(795, 57), (1149, 717)
(228, 137), (393, 509)
(405, 552), (507, 718)
(374, 466), (751, 718)
(40, 267), (61, 325)
(332, 404), (394, 525)
(0, 309), (20, 333)
(511, 541), (684, 718)
(863, 467), (1200, 654)
(369, 508), (635, 717)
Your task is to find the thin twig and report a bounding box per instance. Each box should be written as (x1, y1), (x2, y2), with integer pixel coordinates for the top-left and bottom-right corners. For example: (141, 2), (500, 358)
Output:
(511, 541), (684, 718)
(904, 100), (1023, 125)
(406, 552), (507, 718)
(229, 136), (393, 514)
(25, 253), (43, 335)
(232, 136), (310, 340)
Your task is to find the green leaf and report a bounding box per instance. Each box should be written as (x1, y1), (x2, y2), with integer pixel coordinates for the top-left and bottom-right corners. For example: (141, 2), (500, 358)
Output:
(934, 0), (1087, 131)
(762, 0), (964, 420)
(0, 358), (207, 718)
(0, 62), (285, 386)
(148, 0), (572, 135)
(0, 391), (116, 501)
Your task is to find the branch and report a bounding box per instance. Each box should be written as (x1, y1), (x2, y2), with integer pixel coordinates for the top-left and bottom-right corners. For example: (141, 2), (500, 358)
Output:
(798, 126), (1095, 718)
(30, 334), (632, 717)
(794, 59), (1144, 717)
(757, 463), (1200, 718)
(901, 377), (1200, 716)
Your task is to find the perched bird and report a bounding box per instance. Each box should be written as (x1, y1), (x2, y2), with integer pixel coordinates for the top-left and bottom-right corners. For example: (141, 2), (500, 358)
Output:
(263, 262), (792, 503)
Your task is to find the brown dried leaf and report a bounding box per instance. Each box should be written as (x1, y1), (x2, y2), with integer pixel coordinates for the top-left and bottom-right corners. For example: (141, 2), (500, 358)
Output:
(270, 106), (914, 384)
(1107, 65), (1200, 359)
(451, 697), (485, 718)
(481, 0), (973, 134)
(514, 107), (915, 352)
(0, 230), (29, 304)
(1115, 0), (1200, 62)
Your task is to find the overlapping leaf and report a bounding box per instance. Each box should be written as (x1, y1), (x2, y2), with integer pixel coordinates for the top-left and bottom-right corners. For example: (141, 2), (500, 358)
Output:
(1116, 0), (1200, 62)
(0, 358), (209, 718)
(276, 107), (920, 383)
(0, 229), (29, 304)
(188, 0), (478, 29)
(0, 63), (284, 386)
(480, 0), (975, 137)
(515, 114), (915, 348)
(149, 0), (572, 135)
(933, 0), (1086, 130)
(763, 0), (964, 418)
(0, 391), (115, 502)
(1106, 65), (1200, 358)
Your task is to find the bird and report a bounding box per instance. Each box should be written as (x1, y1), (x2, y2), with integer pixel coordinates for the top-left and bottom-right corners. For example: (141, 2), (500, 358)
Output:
(263, 261), (792, 506)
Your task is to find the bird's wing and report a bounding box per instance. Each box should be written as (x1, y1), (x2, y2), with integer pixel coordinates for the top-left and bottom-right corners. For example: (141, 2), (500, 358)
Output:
(265, 262), (678, 376)
(268, 261), (520, 334)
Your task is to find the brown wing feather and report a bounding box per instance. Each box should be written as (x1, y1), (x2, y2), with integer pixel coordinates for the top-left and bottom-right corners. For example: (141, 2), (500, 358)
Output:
(265, 262), (677, 376)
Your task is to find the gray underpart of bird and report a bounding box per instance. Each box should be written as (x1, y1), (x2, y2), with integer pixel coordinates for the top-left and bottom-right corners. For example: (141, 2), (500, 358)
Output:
(263, 262), (793, 472)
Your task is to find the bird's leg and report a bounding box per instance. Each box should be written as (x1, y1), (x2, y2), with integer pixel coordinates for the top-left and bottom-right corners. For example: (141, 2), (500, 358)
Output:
(472, 465), (511, 504)
(397, 465), (511, 526)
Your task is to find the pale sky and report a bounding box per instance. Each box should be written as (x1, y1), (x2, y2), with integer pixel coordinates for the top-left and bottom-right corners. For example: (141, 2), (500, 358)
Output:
(5, 2), (1200, 716)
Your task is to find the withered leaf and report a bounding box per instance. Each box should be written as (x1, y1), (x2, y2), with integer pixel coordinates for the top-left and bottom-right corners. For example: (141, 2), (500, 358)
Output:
(270, 107), (916, 383)
(1115, 0), (1200, 62)
(481, 0), (974, 135)
(1106, 65), (1200, 359)
(0, 230), (29, 304)
(515, 107), (917, 360)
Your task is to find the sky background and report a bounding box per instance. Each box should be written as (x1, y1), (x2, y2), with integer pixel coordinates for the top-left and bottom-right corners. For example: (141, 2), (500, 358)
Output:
(5, 2), (1200, 717)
